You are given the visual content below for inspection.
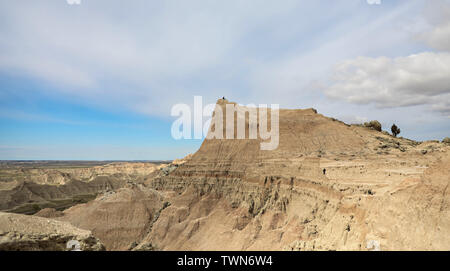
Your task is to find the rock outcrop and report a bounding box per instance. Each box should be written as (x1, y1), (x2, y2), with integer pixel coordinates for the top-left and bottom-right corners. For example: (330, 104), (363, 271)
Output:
(134, 99), (449, 250)
(0, 212), (105, 251)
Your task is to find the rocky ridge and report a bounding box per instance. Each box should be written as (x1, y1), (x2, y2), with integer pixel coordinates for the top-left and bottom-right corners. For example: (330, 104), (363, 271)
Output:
(2, 99), (448, 251)
(40, 99), (449, 250)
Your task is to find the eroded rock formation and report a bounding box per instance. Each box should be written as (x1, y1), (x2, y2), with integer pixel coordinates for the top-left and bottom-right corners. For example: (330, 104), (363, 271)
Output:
(3, 99), (448, 251)
(0, 162), (166, 214)
(0, 212), (105, 251)
(48, 99), (449, 250)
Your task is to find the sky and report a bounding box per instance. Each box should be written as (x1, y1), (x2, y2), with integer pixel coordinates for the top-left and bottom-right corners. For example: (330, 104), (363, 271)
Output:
(0, 0), (449, 160)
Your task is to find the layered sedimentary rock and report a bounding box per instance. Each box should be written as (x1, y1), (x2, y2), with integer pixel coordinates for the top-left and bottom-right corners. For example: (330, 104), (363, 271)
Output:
(0, 212), (105, 251)
(134, 99), (449, 250)
(37, 183), (168, 250)
(12, 99), (450, 251)
(0, 162), (165, 214)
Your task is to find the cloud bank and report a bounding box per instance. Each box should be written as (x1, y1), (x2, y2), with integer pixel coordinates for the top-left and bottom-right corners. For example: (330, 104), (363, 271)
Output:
(325, 0), (450, 117)
(0, 0), (449, 141)
(325, 52), (450, 116)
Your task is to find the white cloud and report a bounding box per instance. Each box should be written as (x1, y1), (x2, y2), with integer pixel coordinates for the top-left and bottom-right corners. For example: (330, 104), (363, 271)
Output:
(0, 0), (303, 116)
(0, 0), (448, 124)
(246, 2), (423, 111)
(324, 52), (450, 116)
(421, 21), (450, 52)
(419, 0), (450, 51)
(323, 0), (450, 118)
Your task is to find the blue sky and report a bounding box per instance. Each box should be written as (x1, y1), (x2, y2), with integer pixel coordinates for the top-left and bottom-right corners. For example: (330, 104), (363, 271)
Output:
(0, 0), (449, 160)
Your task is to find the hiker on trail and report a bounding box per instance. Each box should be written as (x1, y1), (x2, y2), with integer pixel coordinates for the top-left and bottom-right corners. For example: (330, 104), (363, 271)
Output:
(323, 168), (326, 175)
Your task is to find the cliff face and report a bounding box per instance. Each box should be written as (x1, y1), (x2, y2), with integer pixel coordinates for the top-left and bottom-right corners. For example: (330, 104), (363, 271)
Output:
(135, 100), (449, 250)
(17, 99), (450, 251)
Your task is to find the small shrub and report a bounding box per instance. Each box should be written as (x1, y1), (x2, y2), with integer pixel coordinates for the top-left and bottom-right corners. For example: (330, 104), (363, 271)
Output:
(443, 137), (450, 144)
(391, 124), (401, 137)
(364, 120), (382, 132)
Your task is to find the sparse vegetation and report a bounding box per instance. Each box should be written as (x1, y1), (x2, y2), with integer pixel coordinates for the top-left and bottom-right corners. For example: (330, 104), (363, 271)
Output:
(6, 194), (98, 215)
(364, 120), (382, 132)
(391, 124), (401, 137)
(443, 137), (450, 144)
